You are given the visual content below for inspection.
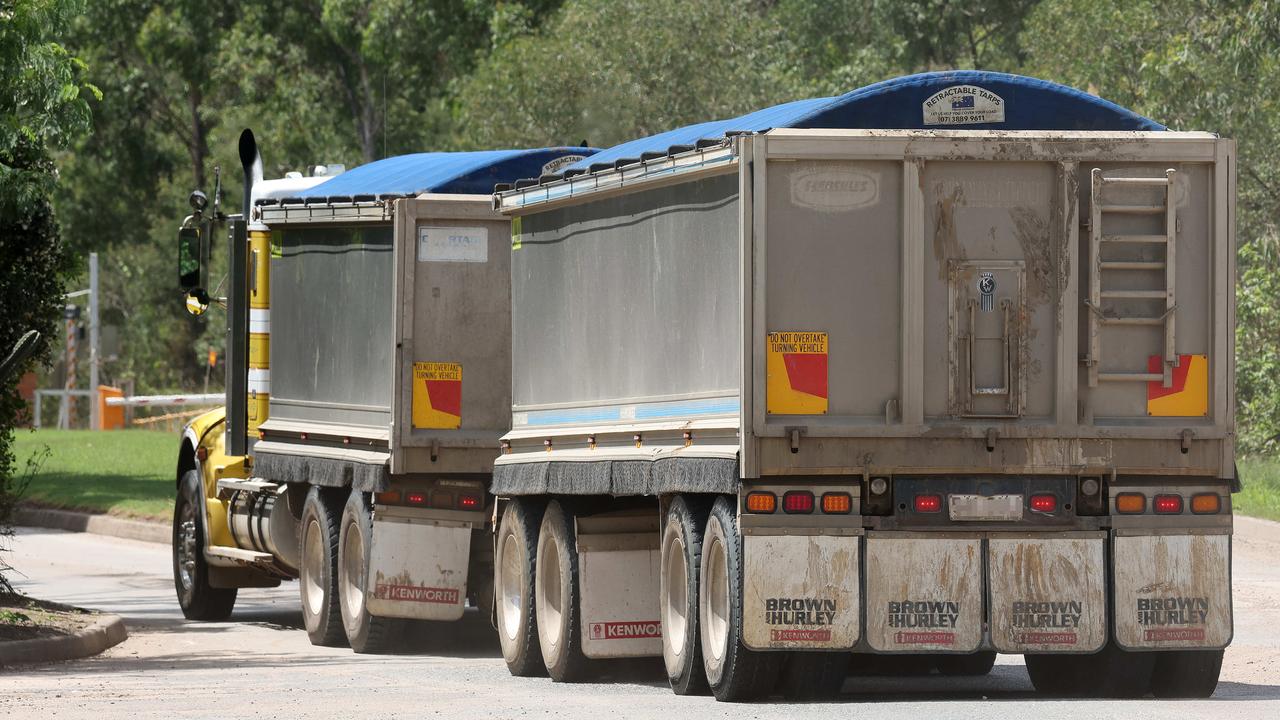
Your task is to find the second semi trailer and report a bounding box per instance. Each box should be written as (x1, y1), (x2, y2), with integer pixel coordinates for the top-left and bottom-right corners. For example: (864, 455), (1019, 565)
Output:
(490, 71), (1236, 701)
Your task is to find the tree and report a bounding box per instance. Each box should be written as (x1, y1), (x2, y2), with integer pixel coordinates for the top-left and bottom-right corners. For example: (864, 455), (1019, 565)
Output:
(0, 0), (97, 589)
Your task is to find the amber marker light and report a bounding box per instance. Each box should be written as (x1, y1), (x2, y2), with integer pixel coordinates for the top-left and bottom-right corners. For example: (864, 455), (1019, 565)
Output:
(1191, 493), (1221, 514)
(822, 492), (852, 514)
(745, 492), (776, 514)
(1115, 492), (1146, 514)
(375, 491), (402, 505)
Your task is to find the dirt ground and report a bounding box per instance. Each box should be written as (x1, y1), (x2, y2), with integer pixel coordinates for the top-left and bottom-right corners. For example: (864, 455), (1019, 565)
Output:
(0, 592), (97, 642)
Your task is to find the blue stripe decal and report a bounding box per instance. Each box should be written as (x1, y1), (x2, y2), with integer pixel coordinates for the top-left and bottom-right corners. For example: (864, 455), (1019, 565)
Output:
(522, 397), (739, 427)
(633, 397), (739, 419)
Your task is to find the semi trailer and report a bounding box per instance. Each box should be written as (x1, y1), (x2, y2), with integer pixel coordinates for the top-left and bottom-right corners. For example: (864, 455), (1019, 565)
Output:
(172, 132), (592, 652)
(490, 71), (1236, 701)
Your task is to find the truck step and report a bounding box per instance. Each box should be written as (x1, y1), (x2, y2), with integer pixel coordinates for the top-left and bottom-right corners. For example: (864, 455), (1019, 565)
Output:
(1098, 203), (1167, 214)
(205, 545), (275, 565)
(1100, 290), (1169, 299)
(1100, 261), (1166, 271)
(1097, 372), (1164, 382)
(1101, 234), (1170, 244)
(216, 477), (280, 494)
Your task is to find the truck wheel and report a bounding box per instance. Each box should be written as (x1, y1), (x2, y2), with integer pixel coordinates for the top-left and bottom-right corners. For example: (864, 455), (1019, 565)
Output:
(535, 499), (589, 682)
(496, 498), (546, 677)
(700, 495), (781, 702)
(299, 486), (348, 647)
(660, 495), (710, 695)
(934, 651), (997, 676)
(778, 652), (849, 700)
(173, 469), (237, 620)
(338, 491), (400, 653)
(1026, 643), (1155, 697)
(1150, 649), (1223, 698)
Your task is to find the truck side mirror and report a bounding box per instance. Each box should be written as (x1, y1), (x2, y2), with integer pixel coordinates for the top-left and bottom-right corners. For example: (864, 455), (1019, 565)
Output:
(178, 225), (202, 291)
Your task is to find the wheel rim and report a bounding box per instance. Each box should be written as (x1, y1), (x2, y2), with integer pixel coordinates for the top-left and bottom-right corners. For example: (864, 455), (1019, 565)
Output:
(537, 530), (563, 652)
(176, 499), (198, 601)
(341, 517), (365, 620)
(663, 531), (689, 658)
(498, 529), (523, 641)
(704, 530), (730, 663)
(302, 517), (325, 617)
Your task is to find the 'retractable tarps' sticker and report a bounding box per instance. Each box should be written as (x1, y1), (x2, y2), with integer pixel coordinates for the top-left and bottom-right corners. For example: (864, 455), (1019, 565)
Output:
(922, 85), (1005, 125)
(766, 331), (828, 415)
(412, 362), (462, 429)
(1147, 354), (1208, 416)
(417, 226), (488, 263)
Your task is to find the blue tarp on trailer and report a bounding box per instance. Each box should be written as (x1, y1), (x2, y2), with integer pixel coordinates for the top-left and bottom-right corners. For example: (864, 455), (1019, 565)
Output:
(295, 147), (596, 201)
(568, 71), (1164, 173)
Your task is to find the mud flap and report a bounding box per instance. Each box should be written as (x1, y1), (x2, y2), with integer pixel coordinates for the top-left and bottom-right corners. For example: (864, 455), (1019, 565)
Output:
(367, 516), (471, 621)
(987, 533), (1107, 653)
(577, 513), (662, 659)
(742, 533), (860, 650)
(865, 533), (982, 652)
(1113, 531), (1232, 649)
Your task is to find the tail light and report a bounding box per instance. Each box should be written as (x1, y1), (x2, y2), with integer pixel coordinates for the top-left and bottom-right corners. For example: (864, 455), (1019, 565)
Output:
(783, 491), (814, 514)
(745, 492), (776, 514)
(1153, 494), (1183, 514)
(1115, 492), (1145, 514)
(1191, 493), (1221, 514)
(1029, 494), (1057, 513)
(821, 492), (852, 514)
(458, 494), (481, 510)
(375, 490), (402, 505)
(913, 494), (942, 513)
(405, 491), (428, 506)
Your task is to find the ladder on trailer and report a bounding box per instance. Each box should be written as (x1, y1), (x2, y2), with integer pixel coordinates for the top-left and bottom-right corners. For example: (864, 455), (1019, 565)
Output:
(1086, 167), (1178, 388)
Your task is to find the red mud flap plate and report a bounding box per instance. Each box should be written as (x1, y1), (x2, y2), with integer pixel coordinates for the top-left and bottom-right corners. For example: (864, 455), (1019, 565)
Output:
(865, 533), (982, 653)
(987, 533), (1107, 653)
(1112, 531), (1232, 650)
(742, 533), (861, 650)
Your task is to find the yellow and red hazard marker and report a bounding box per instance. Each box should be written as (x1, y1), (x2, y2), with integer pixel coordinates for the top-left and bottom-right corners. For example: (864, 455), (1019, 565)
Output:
(1147, 354), (1208, 417)
(413, 362), (463, 429)
(766, 331), (828, 415)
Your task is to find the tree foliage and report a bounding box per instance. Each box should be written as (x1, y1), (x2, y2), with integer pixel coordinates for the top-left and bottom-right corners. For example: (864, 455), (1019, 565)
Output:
(1, 0), (96, 588)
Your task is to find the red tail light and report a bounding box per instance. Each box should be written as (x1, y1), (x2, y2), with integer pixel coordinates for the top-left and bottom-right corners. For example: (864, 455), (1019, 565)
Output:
(405, 492), (428, 506)
(1153, 494), (1183, 514)
(1029, 494), (1057, 513)
(782, 491), (814, 514)
(458, 494), (481, 510)
(914, 494), (942, 513)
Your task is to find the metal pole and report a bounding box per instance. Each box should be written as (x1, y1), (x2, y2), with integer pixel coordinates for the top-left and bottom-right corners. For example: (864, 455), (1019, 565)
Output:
(60, 313), (76, 429)
(89, 253), (100, 430)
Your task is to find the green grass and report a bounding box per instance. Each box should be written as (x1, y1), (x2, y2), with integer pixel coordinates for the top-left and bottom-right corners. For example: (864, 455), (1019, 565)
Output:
(11, 429), (177, 521)
(1236, 457), (1280, 522)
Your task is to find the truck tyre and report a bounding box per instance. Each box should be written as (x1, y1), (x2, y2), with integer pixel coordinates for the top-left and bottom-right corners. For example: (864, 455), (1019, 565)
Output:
(700, 495), (781, 702)
(535, 499), (589, 682)
(338, 491), (401, 653)
(778, 652), (850, 700)
(934, 651), (997, 676)
(299, 486), (348, 647)
(1150, 649), (1223, 698)
(496, 498), (546, 677)
(173, 469), (237, 620)
(660, 495), (710, 695)
(1026, 643), (1155, 697)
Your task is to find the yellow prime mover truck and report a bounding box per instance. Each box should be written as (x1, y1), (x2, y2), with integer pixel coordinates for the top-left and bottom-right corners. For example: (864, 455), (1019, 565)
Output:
(489, 72), (1236, 701)
(173, 130), (591, 651)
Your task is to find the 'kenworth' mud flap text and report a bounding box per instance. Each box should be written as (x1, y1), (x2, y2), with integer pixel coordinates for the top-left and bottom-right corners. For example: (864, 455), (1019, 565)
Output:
(742, 533), (861, 650)
(368, 510), (472, 621)
(1112, 530), (1232, 649)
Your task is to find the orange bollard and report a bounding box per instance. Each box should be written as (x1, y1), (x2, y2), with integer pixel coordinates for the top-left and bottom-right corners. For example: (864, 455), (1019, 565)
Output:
(98, 385), (125, 430)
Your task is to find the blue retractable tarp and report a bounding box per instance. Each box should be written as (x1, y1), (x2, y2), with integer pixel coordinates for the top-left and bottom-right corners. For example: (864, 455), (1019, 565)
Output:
(569, 71), (1163, 173)
(296, 147), (596, 201)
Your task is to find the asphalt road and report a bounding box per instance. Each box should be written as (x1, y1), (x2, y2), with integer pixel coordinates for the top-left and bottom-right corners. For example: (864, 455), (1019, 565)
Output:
(3, 518), (1280, 719)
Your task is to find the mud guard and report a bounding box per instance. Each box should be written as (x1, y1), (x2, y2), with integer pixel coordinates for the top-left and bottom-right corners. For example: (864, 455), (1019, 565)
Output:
(987, 533), (1107, 653)
(865, 533), (982, 653)
(1112, 531), (1232, 649)
(367, 513), (472, 621)
(742, 533), (861, 650)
